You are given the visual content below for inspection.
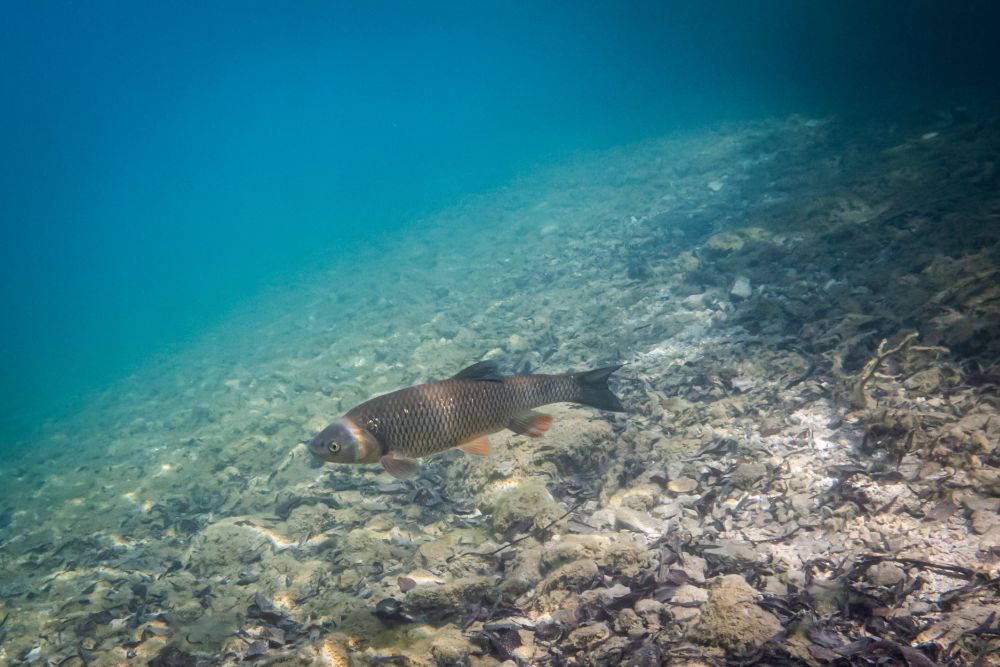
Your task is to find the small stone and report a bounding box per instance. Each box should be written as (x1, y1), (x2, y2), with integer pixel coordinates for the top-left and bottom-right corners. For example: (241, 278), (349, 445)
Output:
(702, 539), (763, 566)
(978, 526), (1000, 554)
(613, 507), (663, 537)
(730, 276), (752, 299)
(652, 502), (681, 519)
(403, 576), (495, 618)
(430, 629), (474, 665)
(507, 333), (529, 353)
(623, 642), (663, 667)
(615, 607), (645, 639)
(581, 583), (631, 606)
(677, 552), (708, 583)
(609, 484), (661, 511)
(634, 599), (665, 628)
(597, 537), (656, 578)
(541, 559), (599, 591)
(589, 508), (616, 530)
(730, 462), (767, 488)
(669, 584), (708, 623)
(790, 493), (813, 516)
(867, 562), (905, 588)
(959, 493), (1000, 512)
(565, 622), (610, 651)
(762, 575), (787, 596)
(667, 477), (698, 494)
(971, 509), (999, 535)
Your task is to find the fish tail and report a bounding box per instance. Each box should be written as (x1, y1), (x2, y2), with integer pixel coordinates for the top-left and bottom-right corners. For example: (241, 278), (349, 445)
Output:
(571, 364), (625, 412)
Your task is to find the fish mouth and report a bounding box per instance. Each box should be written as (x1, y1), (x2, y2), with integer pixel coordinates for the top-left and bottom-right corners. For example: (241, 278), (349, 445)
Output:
(307, 436), (330, 461)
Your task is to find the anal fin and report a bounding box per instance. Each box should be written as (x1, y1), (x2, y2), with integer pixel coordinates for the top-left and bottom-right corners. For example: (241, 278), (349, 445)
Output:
(380, 453), (419, 479)
(457, 435), (491, 456)
(508, 410), (552, 438)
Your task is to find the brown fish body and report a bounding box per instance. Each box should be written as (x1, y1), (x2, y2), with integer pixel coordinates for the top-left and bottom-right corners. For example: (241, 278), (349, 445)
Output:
(308, 361), (623, 478)
(348, 372), (581, 459)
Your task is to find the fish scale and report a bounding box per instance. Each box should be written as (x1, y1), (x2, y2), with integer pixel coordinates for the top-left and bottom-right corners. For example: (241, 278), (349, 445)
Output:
(309, 360), (624, 477)
(349, 374), (587, 458)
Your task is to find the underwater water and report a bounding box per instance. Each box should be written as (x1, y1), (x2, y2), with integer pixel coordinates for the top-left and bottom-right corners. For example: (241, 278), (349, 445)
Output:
(2, 2), (1000, 665)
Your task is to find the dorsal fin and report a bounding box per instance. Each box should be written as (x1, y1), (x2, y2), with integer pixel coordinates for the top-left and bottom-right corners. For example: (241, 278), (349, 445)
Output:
(451, 360), (502, 382)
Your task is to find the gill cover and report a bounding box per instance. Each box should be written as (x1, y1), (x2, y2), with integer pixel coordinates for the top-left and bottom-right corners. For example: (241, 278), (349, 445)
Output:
(308, 418), (381, 464)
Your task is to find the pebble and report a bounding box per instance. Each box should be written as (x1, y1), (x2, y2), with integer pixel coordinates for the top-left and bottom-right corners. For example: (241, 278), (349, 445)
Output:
(565, 622), (611, 650)
(867, 561), (906, 587)
(542, 559), (599, 591)
(669, 584), (708, 622)
(613, 507), (663, 536)
(582, 583), (631, 606)
(615, 607), (645, 639)
(790, 492), (813, 516)
(971, 509), (999, 535)
(667, 477), (698, 493)
(588, 508), (616, 530)
(730, 462), (767, 488)
(652, 502), (681, 519)
(730, 276), (752, 299)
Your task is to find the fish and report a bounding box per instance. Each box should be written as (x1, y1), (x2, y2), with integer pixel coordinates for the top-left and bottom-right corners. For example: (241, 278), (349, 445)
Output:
(308, 360), (624, 478)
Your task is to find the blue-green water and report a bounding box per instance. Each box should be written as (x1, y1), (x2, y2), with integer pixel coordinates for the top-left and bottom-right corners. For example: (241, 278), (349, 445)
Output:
(3, 1), (997, 450)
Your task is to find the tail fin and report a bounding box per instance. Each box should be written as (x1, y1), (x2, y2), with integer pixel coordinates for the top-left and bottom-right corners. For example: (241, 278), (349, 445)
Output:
(573, 364), (625, 412)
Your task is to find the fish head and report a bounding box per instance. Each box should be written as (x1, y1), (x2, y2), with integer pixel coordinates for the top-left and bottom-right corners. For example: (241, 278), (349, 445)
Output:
(308, 418), (379, 464)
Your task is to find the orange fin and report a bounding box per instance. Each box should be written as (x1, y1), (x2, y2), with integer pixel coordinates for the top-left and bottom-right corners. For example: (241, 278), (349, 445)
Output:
(457, 436), (491, 456)
(508, 411), (552, 438)
(380, 453), (419, 479)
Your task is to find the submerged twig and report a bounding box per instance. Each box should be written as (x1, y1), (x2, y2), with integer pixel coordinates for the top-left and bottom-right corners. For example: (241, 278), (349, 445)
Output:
(448, 501), (581, 563)
(852, 332), (919, 409)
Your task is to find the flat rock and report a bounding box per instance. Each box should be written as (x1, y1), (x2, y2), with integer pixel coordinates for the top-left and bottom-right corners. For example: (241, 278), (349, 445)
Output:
(668, 477), (698, 494)
(403, 576), (494, 617)
(613, 507), (663, 537)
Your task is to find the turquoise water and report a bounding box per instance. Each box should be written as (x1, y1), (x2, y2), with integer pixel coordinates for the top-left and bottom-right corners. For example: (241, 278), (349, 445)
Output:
(4, 2), (997, 449)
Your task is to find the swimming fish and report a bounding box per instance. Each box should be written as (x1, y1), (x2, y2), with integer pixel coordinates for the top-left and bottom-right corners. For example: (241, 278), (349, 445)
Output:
(308, 360), (624, 478)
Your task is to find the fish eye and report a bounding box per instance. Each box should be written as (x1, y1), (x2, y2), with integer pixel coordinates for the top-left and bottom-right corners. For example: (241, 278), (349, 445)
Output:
(328, 442), (341, 454)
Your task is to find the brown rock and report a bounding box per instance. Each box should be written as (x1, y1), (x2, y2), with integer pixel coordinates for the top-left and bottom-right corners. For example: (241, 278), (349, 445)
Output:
(730, 462), (767, 488)
(565, 622), (610, 651)
(867, 561), (905, 588)
(669, 584), (708, 623)
(541, 559), (599, 592)
(971, 509), (999, 535)
(615, 607), (646, 639)
(692, 575), (783, 650)
(668, 477), (698, 494)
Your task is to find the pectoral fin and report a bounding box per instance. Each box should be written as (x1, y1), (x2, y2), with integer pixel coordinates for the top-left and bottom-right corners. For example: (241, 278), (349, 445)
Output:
(457, 435), (491, 456)
(380, 453), (419, 479)
(508, 410), (552, 438)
